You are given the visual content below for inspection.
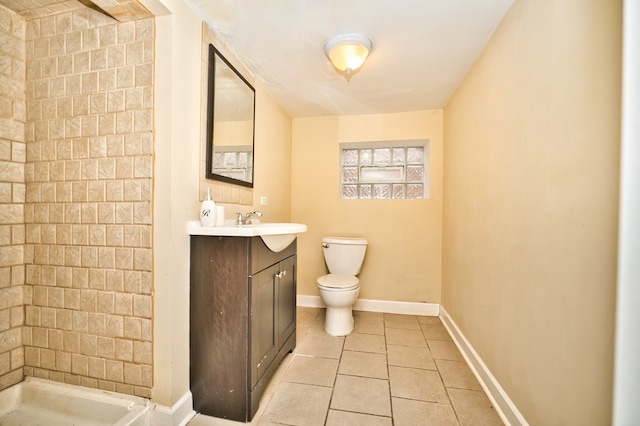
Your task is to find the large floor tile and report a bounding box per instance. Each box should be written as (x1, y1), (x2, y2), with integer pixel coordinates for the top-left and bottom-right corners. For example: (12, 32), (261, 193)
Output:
(388, 365), (449, 403)
(186, 414), (232, 425)
(386, 327), (428, 347)
(330, 374), (391, 417)
(448, 388), (504, 426)
(262, 354), (294, 397)
(436, 359), (482, 390)
(297, 307), (322, 323)
(283, 354), (339, 387)
(384, 313), (421, 330)
(392, 397), (459, 426)
(353, 310), (385, 335)
(326, 409), (392, 425)
(338, 350), (388, 379)
(295, 331), (344, 359)
(344, 332), (386, 354)
(428, 339), (464, 361)
(190, 309), (503, 426)
(422, 322), (453, 340)
(417, 315), (443, 325)
(387, 344), (437, 370)
(259, 382), (332, 426)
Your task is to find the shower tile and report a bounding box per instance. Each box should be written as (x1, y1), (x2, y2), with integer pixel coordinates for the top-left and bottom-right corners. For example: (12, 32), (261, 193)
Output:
(330, 374), (391, 417)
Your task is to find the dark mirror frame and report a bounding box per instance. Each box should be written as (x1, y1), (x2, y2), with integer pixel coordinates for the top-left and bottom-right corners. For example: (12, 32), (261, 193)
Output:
(205, 44), (256, 188)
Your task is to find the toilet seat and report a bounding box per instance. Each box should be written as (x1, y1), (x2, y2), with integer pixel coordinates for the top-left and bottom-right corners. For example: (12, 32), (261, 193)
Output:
(317, 274), (359, 291)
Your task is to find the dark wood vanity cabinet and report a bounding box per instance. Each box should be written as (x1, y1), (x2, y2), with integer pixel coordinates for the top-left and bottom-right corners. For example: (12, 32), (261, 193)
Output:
(190, 235), (297, 422)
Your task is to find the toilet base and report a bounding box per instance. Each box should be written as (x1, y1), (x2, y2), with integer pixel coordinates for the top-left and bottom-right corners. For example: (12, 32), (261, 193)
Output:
(324, 305), (355, 336)
(317, 279), (359, 337)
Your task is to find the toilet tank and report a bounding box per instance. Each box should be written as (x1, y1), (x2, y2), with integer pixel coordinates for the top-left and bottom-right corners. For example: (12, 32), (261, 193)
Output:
(322, 237), (368, 275)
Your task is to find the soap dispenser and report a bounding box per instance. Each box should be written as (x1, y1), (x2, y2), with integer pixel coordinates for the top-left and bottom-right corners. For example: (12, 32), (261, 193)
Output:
(200, 187), (216, 227)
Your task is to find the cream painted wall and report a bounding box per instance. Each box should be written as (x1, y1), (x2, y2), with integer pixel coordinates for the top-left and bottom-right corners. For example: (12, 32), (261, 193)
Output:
(251, 88), (293, 222)
(200, 25), (293, 217)
(152, 0), (202, 407)
(442, 0), (621, 424)
(152, 0), (292, 408)
(291, 111), (443, 303)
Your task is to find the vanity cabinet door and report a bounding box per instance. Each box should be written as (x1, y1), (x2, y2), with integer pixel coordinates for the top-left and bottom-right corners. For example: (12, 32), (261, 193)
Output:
(250, 265), (278, 389)
(277, 255), (296, 350)
(190, 235), (297, 422)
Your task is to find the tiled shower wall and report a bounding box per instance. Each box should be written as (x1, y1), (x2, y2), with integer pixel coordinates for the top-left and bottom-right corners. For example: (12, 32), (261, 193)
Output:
(0, 6), (26, 392)
(0, 5), (154, 397)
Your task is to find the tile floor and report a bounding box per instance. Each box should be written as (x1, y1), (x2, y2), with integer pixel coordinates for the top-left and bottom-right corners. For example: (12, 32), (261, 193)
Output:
(188, 307), (504, 426)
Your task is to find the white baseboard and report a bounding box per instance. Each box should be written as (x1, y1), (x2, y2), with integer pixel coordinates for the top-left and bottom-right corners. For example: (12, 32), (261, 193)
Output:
(150, 390), (195, 426)
(297, 294), (325, 308)
(297, 295), (440, 316)
(439, 307), (528, 426)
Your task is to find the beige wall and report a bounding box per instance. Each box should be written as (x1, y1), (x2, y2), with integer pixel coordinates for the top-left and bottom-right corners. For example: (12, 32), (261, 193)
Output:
(0, 5), (25, 392)
(442, 0), (621, 424)
(199, 24), (292, 219)
(291, 110), (442, 303)
(152, 7), (293, 406)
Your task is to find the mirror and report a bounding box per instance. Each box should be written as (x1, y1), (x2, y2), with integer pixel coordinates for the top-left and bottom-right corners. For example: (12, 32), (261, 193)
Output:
(206, 44), (256, 187)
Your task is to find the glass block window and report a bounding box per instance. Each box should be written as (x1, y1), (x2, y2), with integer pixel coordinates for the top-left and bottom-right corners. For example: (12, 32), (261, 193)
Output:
(340, 140), (429, 199)
(213, 147), (253, 181)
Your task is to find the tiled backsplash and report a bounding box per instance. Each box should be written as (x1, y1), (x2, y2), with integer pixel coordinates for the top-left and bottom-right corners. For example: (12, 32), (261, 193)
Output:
(0, 4), (154, 398)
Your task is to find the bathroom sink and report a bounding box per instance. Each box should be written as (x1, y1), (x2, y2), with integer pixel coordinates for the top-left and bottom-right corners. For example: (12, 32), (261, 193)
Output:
(187, 221), (307, 252)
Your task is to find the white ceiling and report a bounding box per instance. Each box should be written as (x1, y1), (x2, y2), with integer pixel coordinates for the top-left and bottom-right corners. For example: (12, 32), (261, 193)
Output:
(188, 0), (514, 118)
(1, 0), (514, 118)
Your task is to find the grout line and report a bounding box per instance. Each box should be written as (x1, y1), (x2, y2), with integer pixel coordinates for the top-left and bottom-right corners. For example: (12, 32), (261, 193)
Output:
(383, 312), (395, 423)
(323, 326), (346, 426)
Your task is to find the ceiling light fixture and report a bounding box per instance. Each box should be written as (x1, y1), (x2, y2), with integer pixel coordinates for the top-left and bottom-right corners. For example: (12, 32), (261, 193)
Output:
(324, 33), (373, 79)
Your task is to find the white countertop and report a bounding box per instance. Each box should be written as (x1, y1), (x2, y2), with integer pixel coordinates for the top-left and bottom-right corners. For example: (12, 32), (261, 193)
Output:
(187, 221), (307, 237)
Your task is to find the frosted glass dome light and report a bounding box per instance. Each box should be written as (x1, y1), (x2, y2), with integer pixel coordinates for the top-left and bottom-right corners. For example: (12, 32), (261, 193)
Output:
(324, 34), (373, 78)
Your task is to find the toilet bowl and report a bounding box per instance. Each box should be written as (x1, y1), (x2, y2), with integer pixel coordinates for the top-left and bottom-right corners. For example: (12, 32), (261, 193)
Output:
(317, 237), (367, 336)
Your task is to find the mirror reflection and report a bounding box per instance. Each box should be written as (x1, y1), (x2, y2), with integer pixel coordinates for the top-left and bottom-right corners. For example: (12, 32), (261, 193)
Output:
(206, 44), (256, 187)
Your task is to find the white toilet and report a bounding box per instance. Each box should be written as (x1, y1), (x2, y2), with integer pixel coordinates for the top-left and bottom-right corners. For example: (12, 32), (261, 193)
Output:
(317, 236), (368, 336)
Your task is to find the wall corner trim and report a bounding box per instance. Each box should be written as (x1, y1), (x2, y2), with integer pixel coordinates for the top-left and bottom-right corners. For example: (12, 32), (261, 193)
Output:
(151, 390), (195, 426)
(439, 307), (529, 426)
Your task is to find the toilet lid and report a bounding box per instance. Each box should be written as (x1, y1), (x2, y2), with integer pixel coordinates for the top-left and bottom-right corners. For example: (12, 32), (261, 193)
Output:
(317, 274), (359, 289)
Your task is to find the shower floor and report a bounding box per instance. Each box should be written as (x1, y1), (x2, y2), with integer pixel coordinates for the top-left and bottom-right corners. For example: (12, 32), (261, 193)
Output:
(0, 377), (149, 426)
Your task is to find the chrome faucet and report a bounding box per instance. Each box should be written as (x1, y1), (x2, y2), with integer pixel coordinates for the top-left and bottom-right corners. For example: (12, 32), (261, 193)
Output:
(236, 211), (262, 225)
